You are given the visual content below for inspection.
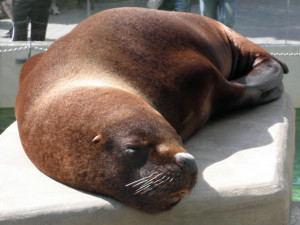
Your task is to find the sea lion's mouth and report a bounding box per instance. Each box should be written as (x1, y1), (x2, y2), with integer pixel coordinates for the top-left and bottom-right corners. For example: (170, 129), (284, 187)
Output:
(168, 188), (190, 202)
(125, 168), (195, 195)
(134, 187), (191, 213)
(124, 166), (197, 213)
(123, 152), (197, 213)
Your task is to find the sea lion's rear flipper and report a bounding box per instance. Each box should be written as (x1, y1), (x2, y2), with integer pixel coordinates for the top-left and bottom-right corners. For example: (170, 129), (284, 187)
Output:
(230, 58), (286, 105)
(224, 26), (288, 106)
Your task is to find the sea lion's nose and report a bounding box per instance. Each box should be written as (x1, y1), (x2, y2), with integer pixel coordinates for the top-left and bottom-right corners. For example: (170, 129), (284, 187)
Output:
(174, 152), (197, 174)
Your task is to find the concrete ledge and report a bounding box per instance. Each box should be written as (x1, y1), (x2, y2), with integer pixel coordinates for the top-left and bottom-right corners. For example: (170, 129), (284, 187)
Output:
(0, 93), (295, 225)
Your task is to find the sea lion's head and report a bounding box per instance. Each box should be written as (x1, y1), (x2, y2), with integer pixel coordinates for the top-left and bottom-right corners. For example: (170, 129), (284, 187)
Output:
(86, 88), (198, 213)
(22, 87), (197, 214)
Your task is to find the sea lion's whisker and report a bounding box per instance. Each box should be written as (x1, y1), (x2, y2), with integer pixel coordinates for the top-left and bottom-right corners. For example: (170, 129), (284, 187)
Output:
(143, 180), (166, 197)
(135, 174), (166, 195)
(125, 174), (154, 187)
(131, 179), (149, 188)
(134, 184), (152, 195)
(139, 181), (163, 196)
(141, 176), (171, 197)
(158, 177), (170, 191)
(138, 177), (163, 192)
(153, 180), (165, 188)
(136, 181), (154, 192)
(137, 173), (163, 189)
(125, 172), (163, 188)
(138, 180), (153, 190)
(140, 175), (166, 193)
(152, 175), (166, 184)
(148, 172), (163, 181)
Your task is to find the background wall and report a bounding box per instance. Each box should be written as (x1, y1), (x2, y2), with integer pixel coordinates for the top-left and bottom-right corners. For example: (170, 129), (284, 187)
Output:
(0, 42), (50, 108)
(263, 45), (300, 108)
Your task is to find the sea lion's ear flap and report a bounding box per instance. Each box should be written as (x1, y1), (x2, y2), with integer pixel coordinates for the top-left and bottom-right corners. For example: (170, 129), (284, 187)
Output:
(92, 134), (102, 144)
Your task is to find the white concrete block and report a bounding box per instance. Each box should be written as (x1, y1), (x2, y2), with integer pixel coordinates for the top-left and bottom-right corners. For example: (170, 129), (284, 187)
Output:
(0, 93), (295, 225)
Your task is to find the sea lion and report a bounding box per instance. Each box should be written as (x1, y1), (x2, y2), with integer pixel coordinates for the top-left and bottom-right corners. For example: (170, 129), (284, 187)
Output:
(15, 7), (288, 214)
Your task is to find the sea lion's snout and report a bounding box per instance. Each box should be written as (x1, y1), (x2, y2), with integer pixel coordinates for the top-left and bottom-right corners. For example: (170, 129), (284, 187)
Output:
(173, 152), (198, 195)
(174, 152), (197, 175)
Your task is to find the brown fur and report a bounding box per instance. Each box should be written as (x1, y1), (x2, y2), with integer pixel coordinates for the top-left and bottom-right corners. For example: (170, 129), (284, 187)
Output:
(15, 8), (288, 213)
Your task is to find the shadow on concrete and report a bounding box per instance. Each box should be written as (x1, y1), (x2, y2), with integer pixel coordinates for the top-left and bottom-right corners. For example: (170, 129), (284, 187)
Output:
(185, 98), (285, 198)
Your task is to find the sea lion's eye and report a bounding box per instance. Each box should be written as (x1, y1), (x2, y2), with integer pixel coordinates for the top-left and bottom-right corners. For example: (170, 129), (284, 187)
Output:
(123, 145), (148, 168)
(123, 145), (142, 155)
(124, 148), (135, 154)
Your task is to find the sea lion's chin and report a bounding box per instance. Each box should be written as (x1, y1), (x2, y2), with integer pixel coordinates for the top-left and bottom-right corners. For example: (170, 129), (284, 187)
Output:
(128, 182), (196, 214)
(141, 188), (193, 213)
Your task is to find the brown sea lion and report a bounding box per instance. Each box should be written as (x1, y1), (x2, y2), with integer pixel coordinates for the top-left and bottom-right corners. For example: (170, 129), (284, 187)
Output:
(15, 7), (288, 213)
